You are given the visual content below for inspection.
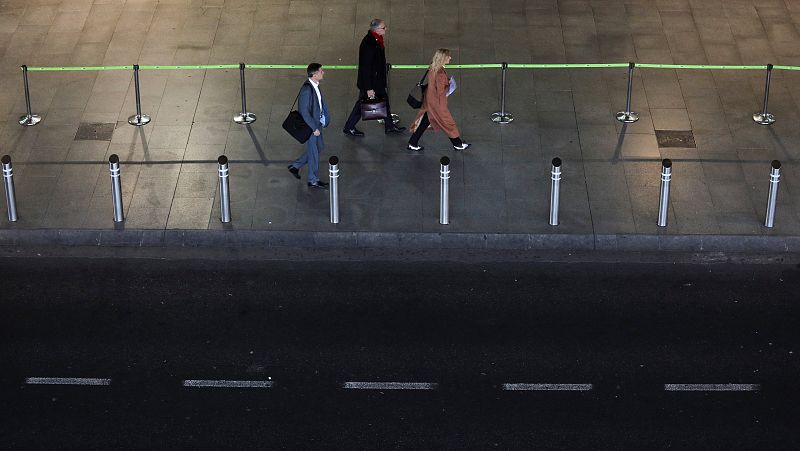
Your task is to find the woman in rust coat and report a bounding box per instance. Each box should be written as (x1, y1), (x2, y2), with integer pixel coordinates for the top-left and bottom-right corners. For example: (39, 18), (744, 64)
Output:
(407, 48), (471, 152)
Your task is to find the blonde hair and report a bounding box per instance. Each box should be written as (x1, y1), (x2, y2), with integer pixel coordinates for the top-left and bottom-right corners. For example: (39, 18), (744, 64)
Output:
(429, 48), (451, 77)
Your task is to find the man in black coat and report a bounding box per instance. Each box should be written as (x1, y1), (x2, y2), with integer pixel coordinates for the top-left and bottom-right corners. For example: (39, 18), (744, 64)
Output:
(343, 18), (405, 137)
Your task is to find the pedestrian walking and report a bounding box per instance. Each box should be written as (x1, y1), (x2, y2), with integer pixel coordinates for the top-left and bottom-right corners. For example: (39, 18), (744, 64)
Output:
(407, 48), (470, 152)
(288, 63), (330, 189)
(343, 18), (406, 137)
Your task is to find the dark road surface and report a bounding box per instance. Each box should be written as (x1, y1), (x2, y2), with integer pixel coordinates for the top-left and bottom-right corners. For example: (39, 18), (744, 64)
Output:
(1, 256), (799, 448)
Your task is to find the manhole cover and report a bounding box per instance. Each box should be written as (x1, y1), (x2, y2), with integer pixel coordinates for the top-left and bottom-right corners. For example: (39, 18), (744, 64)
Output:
(75, 122), (115, 141)
(655, 130), (695, 148)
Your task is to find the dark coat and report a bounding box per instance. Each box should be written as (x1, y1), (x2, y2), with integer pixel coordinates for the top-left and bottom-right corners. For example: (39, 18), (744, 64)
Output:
(356, 31), (387, 91)
(299, 80), (330, 131)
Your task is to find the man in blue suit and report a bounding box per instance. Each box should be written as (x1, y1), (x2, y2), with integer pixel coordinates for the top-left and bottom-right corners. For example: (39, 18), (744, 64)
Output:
(288, 63), (330, 189)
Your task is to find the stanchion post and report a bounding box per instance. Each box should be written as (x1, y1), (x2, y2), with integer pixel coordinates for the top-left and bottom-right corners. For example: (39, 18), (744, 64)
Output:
(657, 159), (672, 227)
(127, 64), (151, 126)
(765, 160), (781, 228)
(218, 155), (231, 223)
(18, 65), (42, 126)
(753, 64), (776, 125)
(2, 155), (18, 222)
(440, 156), (450, 225)
(109, 154), (124, 223)
(329, 156), (340, 224)
(233, 63), (256, 125)
(491, 62), (514, 124)
(549, 157), (562, 226)
(616, 62), (639, 123)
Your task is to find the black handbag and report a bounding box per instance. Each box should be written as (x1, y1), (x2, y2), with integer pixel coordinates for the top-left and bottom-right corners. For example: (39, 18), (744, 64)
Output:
(360, 98), (388, 121)
(282, 85), (313, 144)
(406, 70), (428, 109)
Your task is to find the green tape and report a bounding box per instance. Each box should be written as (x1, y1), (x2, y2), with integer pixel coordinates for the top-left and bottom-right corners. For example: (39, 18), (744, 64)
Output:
(508, 63), (629, 68)
(22, 62), (800, 72)
(636, 63), (767, 70)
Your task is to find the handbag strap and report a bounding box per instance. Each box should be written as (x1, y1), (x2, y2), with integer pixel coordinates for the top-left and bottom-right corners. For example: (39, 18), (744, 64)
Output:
(290, 81), (311, 112)
(417, 69), (429, 86)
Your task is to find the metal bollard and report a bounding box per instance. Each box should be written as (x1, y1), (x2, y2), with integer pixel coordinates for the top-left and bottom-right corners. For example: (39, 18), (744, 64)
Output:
(549, 157), (562, 226)
(753, 64), (776, 125)
(18, 65), (42, 126)
(108, 154), (124, 223)
(233, 63), (256, 125)
(329, 156), (340, 224)
(440, 156), (450, 225)
(490, 62), (514, 124)
(765, 160), (781, 228)
(2, 155), (18, 222)
(657, 159), (672, 227)
(127, 64), (151, 126)
(377, 63), (400, 125)
(218, 155), (231, 223)
(616, 62), (639, 123)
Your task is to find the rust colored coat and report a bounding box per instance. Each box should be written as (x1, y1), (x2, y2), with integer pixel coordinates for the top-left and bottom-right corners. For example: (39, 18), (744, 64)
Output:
(410, 69), (460, 138)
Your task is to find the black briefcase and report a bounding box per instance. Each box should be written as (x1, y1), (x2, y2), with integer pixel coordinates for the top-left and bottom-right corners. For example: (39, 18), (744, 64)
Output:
(282, 110), (312, 144)
(360, 98), (388, 121)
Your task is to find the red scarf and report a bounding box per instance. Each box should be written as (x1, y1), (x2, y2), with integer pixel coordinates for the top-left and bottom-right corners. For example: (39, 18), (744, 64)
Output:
(370, 31), (384, 48)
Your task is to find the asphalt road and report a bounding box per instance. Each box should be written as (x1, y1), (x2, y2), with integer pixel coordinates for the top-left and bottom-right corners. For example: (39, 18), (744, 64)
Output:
(1, 256), (799, 449)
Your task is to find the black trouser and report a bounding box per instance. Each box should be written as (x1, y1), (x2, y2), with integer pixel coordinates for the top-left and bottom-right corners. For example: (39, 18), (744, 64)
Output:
(344, 88), (394, 131)
(408, 113), (462, 146)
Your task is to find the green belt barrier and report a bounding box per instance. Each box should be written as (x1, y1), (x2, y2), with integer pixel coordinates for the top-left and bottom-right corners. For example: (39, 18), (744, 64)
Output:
(24, 63), (796, 71)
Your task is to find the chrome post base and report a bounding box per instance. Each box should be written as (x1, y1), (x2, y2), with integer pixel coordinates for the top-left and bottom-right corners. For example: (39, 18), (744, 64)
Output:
(616, 111), (639, 123)
(18, 114), (41, 126)
(752, 112), (775, 125)
(127, 114), (151, 126)
(377, 113), (400, 125)
(233, 112), (257, 125)
(491, 112), (514, 124)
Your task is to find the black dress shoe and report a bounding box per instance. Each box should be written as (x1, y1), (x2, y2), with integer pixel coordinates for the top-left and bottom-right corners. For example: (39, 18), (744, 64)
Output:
(385, 126), (406, 134)
(343, 128), (365, 137)
(308, 181), (329, 189)
(287, 165), (300, 179)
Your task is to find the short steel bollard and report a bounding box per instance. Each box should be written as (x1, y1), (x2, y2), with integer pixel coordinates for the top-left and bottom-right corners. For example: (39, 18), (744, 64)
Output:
(2, 155), (18, 222)
(549, 157), (562, 226)
(491, 62), (514, 124)
(218, 155), (231, 223)
(753, 64), (776, 125)
(765, 160), (781, 228)
(377, 63), (400, 126)
(233, 63), (256, 125)
(329, 156), (340, 224)
(616, 62), (639, 123)
(657, 159), (672, 227)
(127, 64), (151, 126)
(18, 65), (42, 126)
(440, 157), (450, 225)
(108, 154), (124, 223)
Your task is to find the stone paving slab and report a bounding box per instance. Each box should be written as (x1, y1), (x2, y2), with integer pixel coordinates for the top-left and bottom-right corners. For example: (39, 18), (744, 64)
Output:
(1, 0), (800, 251)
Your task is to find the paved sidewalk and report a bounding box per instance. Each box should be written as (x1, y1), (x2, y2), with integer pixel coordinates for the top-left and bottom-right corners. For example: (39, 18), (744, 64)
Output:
(1, 0), (800, 250)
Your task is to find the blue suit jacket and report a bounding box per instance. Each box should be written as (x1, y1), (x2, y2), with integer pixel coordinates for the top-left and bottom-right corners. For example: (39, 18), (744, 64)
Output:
(299, 81), (330, 131)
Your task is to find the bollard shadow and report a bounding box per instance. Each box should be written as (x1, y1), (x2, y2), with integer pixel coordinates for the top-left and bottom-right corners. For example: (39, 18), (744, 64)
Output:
(246, 124), (269, 166)
(612, 124), (627, 163)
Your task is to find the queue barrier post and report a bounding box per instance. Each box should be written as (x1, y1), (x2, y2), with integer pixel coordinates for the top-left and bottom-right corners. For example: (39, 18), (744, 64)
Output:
(18, 65), (42, 126)
(127, 64), (151, 126)
(491, 62), (514, 124)
(616, 62), (639, 123)
(233, 63), (256, 125)
(753, 64), (776, 125)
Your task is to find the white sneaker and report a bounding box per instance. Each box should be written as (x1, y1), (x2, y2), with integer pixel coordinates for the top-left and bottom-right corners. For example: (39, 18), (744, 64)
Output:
(453, 143), (471, 151)
(407, 144), (424, 151)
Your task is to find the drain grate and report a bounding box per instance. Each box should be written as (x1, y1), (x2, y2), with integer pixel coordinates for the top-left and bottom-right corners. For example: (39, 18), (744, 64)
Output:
(655, 130), (696, 148)
(75, 122), (115, 141)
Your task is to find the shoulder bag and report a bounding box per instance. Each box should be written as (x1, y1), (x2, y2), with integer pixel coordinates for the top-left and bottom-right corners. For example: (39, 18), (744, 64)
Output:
(406, 70), (429, 109)
(282, 84), (313, 144)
